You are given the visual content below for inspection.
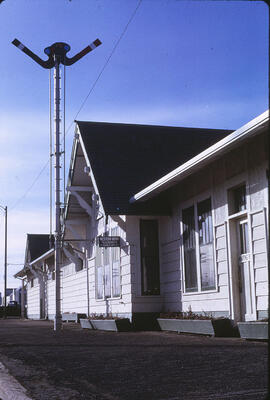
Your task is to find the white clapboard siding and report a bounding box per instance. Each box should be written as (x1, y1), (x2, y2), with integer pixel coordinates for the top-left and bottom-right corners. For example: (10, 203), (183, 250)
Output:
(183, 297), (228, 312)
(218, 273), (228, 287)
(257, 295), (268, 310)
(27, 285), (40, 319)
(163, 280), (181, 294)
(215, 223), (229, 290)
(121, 274), (131, 286)
(255, 267), (268, 283)
(47, 280), (56, 318)
(162, 269), (181, 283)
(62, 268), (88, 314)
(255, 282), (268, 296)
(183, 285), (228, 302)
(254, 252), (268, 268)
(217, 260), (228, 275)
(251, 209), (268, 312)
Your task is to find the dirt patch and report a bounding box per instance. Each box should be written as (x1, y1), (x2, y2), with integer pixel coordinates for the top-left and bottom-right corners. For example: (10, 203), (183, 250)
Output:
(0, 319), (267, 400)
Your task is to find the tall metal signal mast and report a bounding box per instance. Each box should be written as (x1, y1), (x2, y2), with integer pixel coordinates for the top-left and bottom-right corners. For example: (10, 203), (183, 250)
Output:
(12, 38), (102, 331)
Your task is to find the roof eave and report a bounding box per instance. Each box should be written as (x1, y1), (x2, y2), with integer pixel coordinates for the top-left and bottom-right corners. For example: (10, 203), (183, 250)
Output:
(14, 269), (27, 279)
(130, 110), (269, 203)
(29, 248), (55, 265)
(76, 122), (106, 216)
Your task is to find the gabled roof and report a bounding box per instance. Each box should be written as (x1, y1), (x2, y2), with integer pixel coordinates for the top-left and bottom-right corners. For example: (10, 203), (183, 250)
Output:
(131, 109), (269, 203)
(77, 121), (231, 215)
(26, 234), (53, 263)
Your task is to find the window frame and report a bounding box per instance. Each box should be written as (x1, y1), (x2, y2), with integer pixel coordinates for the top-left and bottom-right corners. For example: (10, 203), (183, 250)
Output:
(95, 226), (121, 301)
(227, 182), (247, 216)
(180, 195), (218, 295)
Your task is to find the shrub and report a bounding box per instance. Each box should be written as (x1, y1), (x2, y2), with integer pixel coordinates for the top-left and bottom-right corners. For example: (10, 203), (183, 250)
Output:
(159, 311), (220, 320)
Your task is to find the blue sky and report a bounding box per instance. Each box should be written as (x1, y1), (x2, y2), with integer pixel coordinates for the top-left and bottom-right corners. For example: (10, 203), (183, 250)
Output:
(0, 0), (268, 291)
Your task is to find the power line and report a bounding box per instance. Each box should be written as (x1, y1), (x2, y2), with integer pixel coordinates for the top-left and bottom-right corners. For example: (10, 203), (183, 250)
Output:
(8, 0), (143, 212)
(9, 160), (49, 211)
(70, 0), (143, 127)
(7, 264), (23, 266)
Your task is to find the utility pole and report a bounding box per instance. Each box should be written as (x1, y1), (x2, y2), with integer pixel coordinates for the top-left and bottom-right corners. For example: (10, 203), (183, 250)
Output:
(0, 205), (7, 319)
(4, 206), (7, 319)
(12, 38), (101, 332)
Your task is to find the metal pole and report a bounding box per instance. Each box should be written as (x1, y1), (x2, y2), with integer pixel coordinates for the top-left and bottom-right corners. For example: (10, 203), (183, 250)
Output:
(54, 57), (62, 332)
(4, 206), (7, 319)
(21, 278), (25, 319)
(12, 38), (102, 331)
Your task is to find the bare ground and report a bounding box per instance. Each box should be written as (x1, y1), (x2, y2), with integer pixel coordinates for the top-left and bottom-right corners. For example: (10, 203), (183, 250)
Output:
(0, 319), (267, 400)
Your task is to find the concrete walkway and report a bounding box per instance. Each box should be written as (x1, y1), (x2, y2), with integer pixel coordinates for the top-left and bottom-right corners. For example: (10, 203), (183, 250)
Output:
(0, 319), (267, 400)
(0, 361), (32, 400)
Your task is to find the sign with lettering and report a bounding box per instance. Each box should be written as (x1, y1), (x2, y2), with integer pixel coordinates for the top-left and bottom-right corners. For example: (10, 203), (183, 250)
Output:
(97, 236), (120, 248)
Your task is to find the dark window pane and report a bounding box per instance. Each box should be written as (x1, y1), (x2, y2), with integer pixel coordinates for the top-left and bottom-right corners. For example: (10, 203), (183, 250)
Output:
(104, 263), (111, 298)
(140, 220), (160, 295)
(112, 261), (120, 297)
(233, 185), (246, 213)
(239, 222), (249, 254)
(111, 227), (121, 297)
(96, 266), (103, 299)
(95, 246), (103, 299)
(197, 198), (215, 290)
(182, 206), (198, 292)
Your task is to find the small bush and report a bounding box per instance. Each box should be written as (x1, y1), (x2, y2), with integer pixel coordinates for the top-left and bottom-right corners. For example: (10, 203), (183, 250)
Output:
(89, 313), (126, 321)
(159, 311), (222, 320)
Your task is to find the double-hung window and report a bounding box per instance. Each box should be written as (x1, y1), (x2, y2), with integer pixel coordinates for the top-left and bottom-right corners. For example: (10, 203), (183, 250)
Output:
(182, 198), (216, 293)
(95, 227), (121, 299)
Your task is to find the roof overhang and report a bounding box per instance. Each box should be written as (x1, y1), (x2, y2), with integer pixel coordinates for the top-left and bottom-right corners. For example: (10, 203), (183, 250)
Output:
(130, 110), (269, 203)
(14, 269), (27, 279)
(29, 248), (55, 265)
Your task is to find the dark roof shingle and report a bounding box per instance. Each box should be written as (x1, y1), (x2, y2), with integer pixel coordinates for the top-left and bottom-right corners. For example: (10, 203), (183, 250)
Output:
(77, 121), (232, 215)
(27, 234), (53, 262)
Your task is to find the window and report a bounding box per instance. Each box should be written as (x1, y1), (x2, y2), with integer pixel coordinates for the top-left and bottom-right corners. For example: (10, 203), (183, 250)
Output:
(228, 184), (246, 215)
(182, 206), (197, 292)
(140, 219), (160, 295)
(95, 246), (103, 299)
(111, 227), (121, 297)
(198, 199), (215, 290)
(95, 227), (121, 299)
(75, 257), (84, 272)
(182, 198), (216, 293)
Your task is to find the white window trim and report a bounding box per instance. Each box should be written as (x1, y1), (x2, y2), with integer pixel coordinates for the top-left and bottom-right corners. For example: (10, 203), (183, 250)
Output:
(225, 171), (249, 218)
(180, 194), (218, 296)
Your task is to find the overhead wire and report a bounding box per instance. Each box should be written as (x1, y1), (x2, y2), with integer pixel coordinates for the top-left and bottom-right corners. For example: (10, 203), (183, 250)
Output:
(8, 0), (143, 212)
(69, 0), (143, 128)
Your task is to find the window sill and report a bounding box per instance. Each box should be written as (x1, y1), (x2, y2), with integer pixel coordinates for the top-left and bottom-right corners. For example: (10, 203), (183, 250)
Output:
(183, 288), (218, 296)
(227, 210), (247, 220)
(95, 296), (122, 302)
(135, 294), (163, 299)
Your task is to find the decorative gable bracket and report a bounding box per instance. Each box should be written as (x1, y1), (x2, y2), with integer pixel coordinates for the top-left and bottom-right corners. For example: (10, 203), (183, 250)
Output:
(67, 186), (93, 217)
(63, 244), (84, 272)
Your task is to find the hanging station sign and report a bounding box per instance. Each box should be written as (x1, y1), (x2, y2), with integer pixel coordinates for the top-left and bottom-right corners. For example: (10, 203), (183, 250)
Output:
(97, 236), (120, 248)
